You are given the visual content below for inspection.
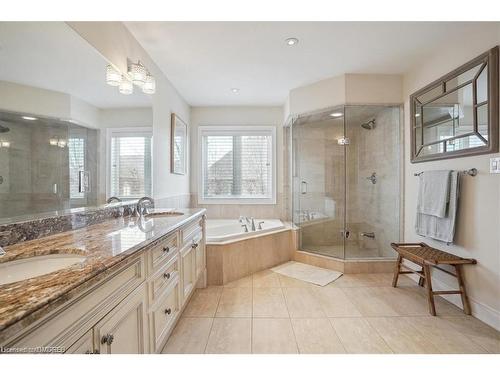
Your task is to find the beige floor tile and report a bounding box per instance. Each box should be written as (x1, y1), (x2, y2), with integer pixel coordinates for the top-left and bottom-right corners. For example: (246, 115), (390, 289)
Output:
(278, 274), (314, 288)
(205, 318), (252, 354)
(403, 316), (487, 353)
(291, 318), (345, 353)
(330, 317), (392, 353)
(282, 287), (325, 318)
(366, 317), (441, 353)
(342, 287), (400, 317)
(442, 316), (500, 353)
(253, 270), (281, 287)
(253, 287), (289, 318)
(375, 287), (430, 316)
(162, 318), (213, 353)
(252, 318), (298, 354)
(311, 287), (362, 317)
(223, 275), (253, 288)
(216, 287), (253, 317)
(182, 289), (222, 317)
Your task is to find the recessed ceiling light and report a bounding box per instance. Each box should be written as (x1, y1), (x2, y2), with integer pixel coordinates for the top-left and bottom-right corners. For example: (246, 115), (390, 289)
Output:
(330, 112), (343, 118)
(22, 116), (37, 121)
(285, 37), (299, 46)
(231, 88), (240, 94)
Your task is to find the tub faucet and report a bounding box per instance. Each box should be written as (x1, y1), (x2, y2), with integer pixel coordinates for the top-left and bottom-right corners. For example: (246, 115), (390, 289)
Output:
(258, 221), (265, 230)
(241, 224), (249, 232)
(250, 217), (256, 231)
(137, 196), (154, 216)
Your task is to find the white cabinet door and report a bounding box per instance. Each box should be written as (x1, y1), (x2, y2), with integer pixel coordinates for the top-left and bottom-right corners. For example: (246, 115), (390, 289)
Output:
(180, 244), (196, 302)
(195, 239), (205, 280)
(94, 285), (148, 354)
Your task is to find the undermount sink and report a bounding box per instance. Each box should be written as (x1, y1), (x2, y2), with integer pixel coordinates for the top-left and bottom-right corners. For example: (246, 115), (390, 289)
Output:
(145, 211), (184, 218)
(0, 254), (86, 286)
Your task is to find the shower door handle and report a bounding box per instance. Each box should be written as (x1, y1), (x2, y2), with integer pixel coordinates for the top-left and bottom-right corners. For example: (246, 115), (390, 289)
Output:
(301, 181), (308, 195)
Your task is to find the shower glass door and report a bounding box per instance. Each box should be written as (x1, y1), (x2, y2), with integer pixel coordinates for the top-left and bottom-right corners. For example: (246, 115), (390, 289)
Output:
(292, 107), (346, 259)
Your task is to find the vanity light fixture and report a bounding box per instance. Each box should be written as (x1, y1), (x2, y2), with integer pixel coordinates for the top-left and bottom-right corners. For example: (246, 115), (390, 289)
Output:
(49, 138), (59, 146)
(330, 112), (343, 118)
(22, 116), (37, 121)
(285, 37), (299, 46)
(128, 61), (147, 87)
(119, 76), (134, 95)
(106, 64), (122, 86)
(142, 73), (156, 94)
(231, 88), (240, 94)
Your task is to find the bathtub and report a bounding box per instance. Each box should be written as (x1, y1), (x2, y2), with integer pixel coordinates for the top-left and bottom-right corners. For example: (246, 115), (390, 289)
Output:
(206, 219), (286, 243)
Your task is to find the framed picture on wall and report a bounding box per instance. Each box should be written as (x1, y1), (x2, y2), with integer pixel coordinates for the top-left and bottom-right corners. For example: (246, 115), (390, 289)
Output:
(171, 113), (188, 175)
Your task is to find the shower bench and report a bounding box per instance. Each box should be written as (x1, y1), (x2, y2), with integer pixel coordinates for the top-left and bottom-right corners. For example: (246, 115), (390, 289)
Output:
(390, 242), (476, 316)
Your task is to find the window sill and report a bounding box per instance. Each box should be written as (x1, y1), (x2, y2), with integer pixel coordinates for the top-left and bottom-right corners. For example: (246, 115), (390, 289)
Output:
(198, 197), (276, 205)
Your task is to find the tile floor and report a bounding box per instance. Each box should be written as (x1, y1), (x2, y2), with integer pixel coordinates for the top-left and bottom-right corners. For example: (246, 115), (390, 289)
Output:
(162, 269), (500, 354)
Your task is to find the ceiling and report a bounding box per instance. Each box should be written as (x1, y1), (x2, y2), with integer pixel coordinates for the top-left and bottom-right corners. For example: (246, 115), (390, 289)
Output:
(0, 22), (151, 109)
(125, 22), (495, 107)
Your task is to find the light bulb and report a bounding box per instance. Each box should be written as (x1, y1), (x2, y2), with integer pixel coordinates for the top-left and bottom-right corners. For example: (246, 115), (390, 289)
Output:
(106, 64), (121, 86)
(119, 76), (133, 95)
(142, 74), (156, 94)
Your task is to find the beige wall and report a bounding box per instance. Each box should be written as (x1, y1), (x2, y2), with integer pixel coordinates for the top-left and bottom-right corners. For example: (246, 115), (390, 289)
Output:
(68, 22), (191, 205)
(190, 106), (284, 219)
(403, 26), (500, 329)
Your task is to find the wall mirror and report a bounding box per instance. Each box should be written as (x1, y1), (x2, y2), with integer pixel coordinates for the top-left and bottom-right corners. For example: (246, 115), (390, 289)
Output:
(410, 46), (498, 163)
(0, 22), (152, 221)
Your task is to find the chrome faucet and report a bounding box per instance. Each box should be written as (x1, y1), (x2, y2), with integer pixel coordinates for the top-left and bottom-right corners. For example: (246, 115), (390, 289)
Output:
(241, 224), (249, 232)
(137, 196), (154, 216)
(360, 232), (376, 239)
(258, 221), (265, 230)
(250, 217), (256, 231)
(107, 196), (122, 204)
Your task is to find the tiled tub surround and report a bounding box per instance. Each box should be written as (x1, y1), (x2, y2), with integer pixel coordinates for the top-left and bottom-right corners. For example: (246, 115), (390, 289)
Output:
(0, 200), (139, 247)
(206, 224), (298, 285)
(0, 208), (205, 343)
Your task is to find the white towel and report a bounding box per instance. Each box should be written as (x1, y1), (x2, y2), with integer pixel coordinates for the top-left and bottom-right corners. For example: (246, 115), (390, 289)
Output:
(415, 170), (460, 243)
(416, 170), (451, 218)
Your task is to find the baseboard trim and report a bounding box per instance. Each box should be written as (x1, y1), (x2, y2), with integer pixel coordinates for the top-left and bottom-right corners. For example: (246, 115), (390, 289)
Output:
(406, 272), (500, 331)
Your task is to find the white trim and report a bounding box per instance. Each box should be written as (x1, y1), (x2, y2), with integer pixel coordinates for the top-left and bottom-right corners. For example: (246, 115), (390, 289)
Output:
(106, 127), (153, 200)
(198, 125), (277, 205)
(404, 261), (500, 331)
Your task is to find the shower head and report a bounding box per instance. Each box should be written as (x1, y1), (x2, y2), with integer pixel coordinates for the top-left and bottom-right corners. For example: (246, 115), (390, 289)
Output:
(0, 121), (10, 133)
(360, 119), (375, 130)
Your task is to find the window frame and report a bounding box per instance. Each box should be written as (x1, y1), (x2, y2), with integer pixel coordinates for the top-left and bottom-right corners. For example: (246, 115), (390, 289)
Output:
(106, 127), (153, 200)
(198, 125), (276, 205)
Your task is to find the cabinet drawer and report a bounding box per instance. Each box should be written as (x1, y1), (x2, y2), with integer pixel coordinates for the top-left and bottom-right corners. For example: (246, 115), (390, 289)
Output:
(148, 255), (180, 305)
(150, 280), (180, 353)
(149, 233), (179, 275)
(181, 218), (203, 244)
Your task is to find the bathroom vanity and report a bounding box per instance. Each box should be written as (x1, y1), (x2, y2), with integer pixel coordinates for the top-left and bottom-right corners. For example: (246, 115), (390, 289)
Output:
(0, 209), (206, 354)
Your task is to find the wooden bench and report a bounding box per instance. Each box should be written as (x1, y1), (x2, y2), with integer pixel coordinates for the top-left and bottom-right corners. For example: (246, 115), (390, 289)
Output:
(390, 242), (477, 316)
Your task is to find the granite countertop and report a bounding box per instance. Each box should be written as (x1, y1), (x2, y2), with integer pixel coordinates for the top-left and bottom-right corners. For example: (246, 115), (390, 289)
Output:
(0, 208), (205, 340)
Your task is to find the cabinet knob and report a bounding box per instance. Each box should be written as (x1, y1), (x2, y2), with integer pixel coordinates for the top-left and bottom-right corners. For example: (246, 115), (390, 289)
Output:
(165, 308), (172, 315)
(163, 246), (170, 253)
(163, 272), (171, 279)
(101, 333), (114, 345)
(191, 242), (198, 249)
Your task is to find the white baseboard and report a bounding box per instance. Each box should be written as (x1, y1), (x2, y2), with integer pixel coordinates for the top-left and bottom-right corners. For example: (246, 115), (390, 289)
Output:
(406, 272), (500, 331)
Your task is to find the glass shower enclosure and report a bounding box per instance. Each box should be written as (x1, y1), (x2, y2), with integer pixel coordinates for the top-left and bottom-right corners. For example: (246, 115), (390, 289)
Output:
(291, 105), (402, 260)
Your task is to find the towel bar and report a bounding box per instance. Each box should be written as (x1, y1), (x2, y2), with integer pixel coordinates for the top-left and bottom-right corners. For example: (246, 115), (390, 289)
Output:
(413, 168), (477, 177)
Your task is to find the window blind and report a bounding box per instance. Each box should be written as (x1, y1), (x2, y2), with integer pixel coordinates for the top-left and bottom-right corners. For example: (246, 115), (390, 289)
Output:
(201, 128), (273, 201)
(110, 134), (152, 198)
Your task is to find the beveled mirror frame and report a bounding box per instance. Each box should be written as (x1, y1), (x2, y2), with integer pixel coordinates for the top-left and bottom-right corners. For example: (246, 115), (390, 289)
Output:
(410, 46), (499, 163)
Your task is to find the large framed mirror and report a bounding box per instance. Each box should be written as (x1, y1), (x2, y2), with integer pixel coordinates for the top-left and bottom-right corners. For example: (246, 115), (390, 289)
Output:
(410, 46), (498, 163)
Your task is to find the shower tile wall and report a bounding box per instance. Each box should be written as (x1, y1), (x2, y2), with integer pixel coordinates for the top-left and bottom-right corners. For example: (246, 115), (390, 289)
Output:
(345, 106), (400, 258)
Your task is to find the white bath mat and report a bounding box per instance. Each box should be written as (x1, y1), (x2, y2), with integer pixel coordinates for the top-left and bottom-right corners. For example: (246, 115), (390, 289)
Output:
(271, 261), (343, 287)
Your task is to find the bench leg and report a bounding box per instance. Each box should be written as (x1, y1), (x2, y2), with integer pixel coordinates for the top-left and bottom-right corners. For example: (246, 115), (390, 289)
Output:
(423, 264), (436, 316)
(456, 265), (472, 315)
(418, 266), (425, 287)
(392, 254), (402, 287)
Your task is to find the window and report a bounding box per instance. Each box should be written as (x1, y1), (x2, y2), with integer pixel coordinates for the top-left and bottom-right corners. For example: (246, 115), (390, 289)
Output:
(199, 126), (276, 204)
(107, 128), (152, 199)
(68, 137), (85, 199)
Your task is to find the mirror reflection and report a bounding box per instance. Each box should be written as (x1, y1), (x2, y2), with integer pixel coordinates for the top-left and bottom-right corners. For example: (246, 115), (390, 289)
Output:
(0, 22), (153, 220)
(411, 47), (498, 162)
